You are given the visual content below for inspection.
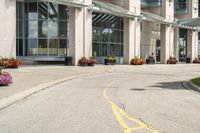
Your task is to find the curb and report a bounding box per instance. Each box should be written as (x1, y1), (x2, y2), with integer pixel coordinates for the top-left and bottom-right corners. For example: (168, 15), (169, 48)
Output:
(0, 72), (105, 110)
(188, 80), (200, 93)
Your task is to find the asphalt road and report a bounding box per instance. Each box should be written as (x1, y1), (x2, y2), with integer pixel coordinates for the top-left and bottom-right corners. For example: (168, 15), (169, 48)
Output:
(0, 64), (200, 133)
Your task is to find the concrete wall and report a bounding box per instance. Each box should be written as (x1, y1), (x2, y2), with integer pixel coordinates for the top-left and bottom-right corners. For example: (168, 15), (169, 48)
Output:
(0, 0), (16, 58)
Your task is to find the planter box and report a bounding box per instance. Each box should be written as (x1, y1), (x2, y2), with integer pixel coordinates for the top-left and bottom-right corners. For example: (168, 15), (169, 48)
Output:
(79, 62), (87, 67)
(104, 59), (116, 65)
(88, 63), (94, 66)
(146, 58), (155, 64)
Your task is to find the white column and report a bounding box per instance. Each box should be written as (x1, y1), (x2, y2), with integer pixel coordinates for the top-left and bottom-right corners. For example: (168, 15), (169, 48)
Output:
(123, 0), (141, 64)
(174, 27), (179, 61)
(0, 0), (16, 58)
(187, 30), (198, 61)
(69, 7), (84, 65)
(160, 0), (174, 63)
(186, 0), (199, 62)
(83, 0), (92, 58)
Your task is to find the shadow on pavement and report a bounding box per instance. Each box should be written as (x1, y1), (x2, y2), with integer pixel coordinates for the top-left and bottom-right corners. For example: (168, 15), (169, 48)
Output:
(150, 81), (186, 90)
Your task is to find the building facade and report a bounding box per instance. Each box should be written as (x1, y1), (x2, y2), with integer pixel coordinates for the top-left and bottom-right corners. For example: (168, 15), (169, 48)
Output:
(0, 0), (200, 65)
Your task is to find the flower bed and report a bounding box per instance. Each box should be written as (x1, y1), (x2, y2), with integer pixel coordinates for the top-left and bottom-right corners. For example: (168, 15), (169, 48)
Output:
(130, 57), (145, 65)
(0, 70), (12, 86)
(0, 57), (22, 68)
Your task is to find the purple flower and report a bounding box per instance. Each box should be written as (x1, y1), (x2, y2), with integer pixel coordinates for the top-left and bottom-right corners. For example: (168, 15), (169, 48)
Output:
(0, 71), (12, 86)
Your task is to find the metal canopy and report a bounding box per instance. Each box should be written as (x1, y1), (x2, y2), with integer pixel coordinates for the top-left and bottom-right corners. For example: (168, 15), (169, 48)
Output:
(176, 18), (200, 30)
(26, 0), (86, 8)
(141, 10), (171, 24)
(91, 0), (139, 19)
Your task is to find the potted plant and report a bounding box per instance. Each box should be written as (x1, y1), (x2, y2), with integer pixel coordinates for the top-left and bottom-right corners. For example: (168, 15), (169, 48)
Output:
(193, 58), (200, 64)
(88, 57), (97, 66)
(146, 53), (155, 64)
(104, 56), (116, 65)
(0, 68), (12, 86)
(130, 56), (145, 65)
(167, 56), (177, 64)
(79, 56), (88, 67)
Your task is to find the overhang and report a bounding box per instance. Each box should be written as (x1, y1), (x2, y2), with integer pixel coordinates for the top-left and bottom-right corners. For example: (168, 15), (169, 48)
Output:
(90, 0), (139, 19)
(176, 18), (200, 30)
(141, 10), (172, 24)
(26, 0), (87, 8)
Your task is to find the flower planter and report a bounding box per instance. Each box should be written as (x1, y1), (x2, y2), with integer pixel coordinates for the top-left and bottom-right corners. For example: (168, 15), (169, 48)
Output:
(104, 59), (116, 65)
(167, 60), (177, 64)
(130, 57), (144, 65)
(193, 60), (200, 64)
(146, 57), (155, 64)
(88, 63), (94, 66)
(0, 71), (12, 86)
(79, 62), (88, 67)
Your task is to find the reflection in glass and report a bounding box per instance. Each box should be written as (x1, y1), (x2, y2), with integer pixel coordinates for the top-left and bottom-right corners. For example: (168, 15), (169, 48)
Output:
(49, 39), (58, 55)
(38, 39), (48, 55)
(38, 2), (48, 19)
(17, 2), (69, 57)
(59, 21), (67, 38)
(38, 21), (48, 37)
(92, 12), (123, 57)
(29, 21), (38, 38)
(59, 5), (68, 20)
(29, 38), (38, 55)
(48, 21), (58, 38)
(29, 2), (38, 20)
(59, 39), (67, 56)
(48, 3), (58, 20)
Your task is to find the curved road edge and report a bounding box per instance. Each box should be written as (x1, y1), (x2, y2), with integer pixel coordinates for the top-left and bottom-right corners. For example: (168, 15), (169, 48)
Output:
(0, 72), (108, 111)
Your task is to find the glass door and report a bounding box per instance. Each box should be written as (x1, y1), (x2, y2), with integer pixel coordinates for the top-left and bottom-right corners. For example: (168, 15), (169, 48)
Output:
(156, 40), (160, 63)
(179, 38), (187, 62)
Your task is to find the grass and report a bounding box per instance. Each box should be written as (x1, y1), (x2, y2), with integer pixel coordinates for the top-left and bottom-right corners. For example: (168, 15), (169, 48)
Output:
(191, 77), (200, 87)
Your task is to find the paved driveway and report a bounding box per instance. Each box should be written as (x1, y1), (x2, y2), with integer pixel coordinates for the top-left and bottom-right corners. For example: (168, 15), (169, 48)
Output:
(0, 64), (200, 133)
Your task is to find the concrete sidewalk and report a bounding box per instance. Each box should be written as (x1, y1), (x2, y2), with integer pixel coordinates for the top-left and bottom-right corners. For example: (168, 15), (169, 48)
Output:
(0, 65), (113, 100)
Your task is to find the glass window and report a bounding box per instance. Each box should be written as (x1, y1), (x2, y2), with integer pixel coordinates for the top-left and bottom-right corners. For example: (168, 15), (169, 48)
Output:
(92, 12), (124, 57)
(29, 38), (38, 56)
(29, 21), (38, 38)
(38, 20), (48, 37)
(38, 2), (48, 19)
(29, 2), (38, 20)
(19, 21), (24, 38)
(16, 2), (69, 57)
(48, 21), (58, 38)
(38, 39), (48, 55)
(59, 21), (67, 38)
(59, 5), (68, 20)
(19, 39), (23, 56)
(59, 39), (67, 56)
(49, 39), (58, 55)
(48, 3), (58, 20)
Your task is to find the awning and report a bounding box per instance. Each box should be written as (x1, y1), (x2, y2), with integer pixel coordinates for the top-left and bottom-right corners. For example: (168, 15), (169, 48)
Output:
(90, 0), (139, 19)
(176, 18), (200, 30)
(141, 10), (171, 24)
(26, 0), (87, 8)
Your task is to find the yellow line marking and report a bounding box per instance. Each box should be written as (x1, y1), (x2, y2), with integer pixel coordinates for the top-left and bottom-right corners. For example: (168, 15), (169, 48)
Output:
(103, 81), (160, 133)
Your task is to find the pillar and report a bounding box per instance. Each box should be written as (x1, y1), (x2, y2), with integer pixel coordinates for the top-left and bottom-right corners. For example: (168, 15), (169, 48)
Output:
(174, 27), (179, 61)
(123, 0), (141, 64)
(187, 30), (198, 61)
(68, 0), (92, 65)
(0, 0), (16, 58)
(160, 0), (174, 63)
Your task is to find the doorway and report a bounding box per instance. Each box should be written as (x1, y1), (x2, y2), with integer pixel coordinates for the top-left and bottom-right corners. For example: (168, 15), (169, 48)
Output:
(156, 40), (161, 63)
(179, 29), (187, 62)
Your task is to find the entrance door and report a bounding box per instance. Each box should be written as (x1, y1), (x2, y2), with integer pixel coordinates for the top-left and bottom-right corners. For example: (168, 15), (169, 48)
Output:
(156, 40), (161, 63)
(179, 38), (187, 62)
